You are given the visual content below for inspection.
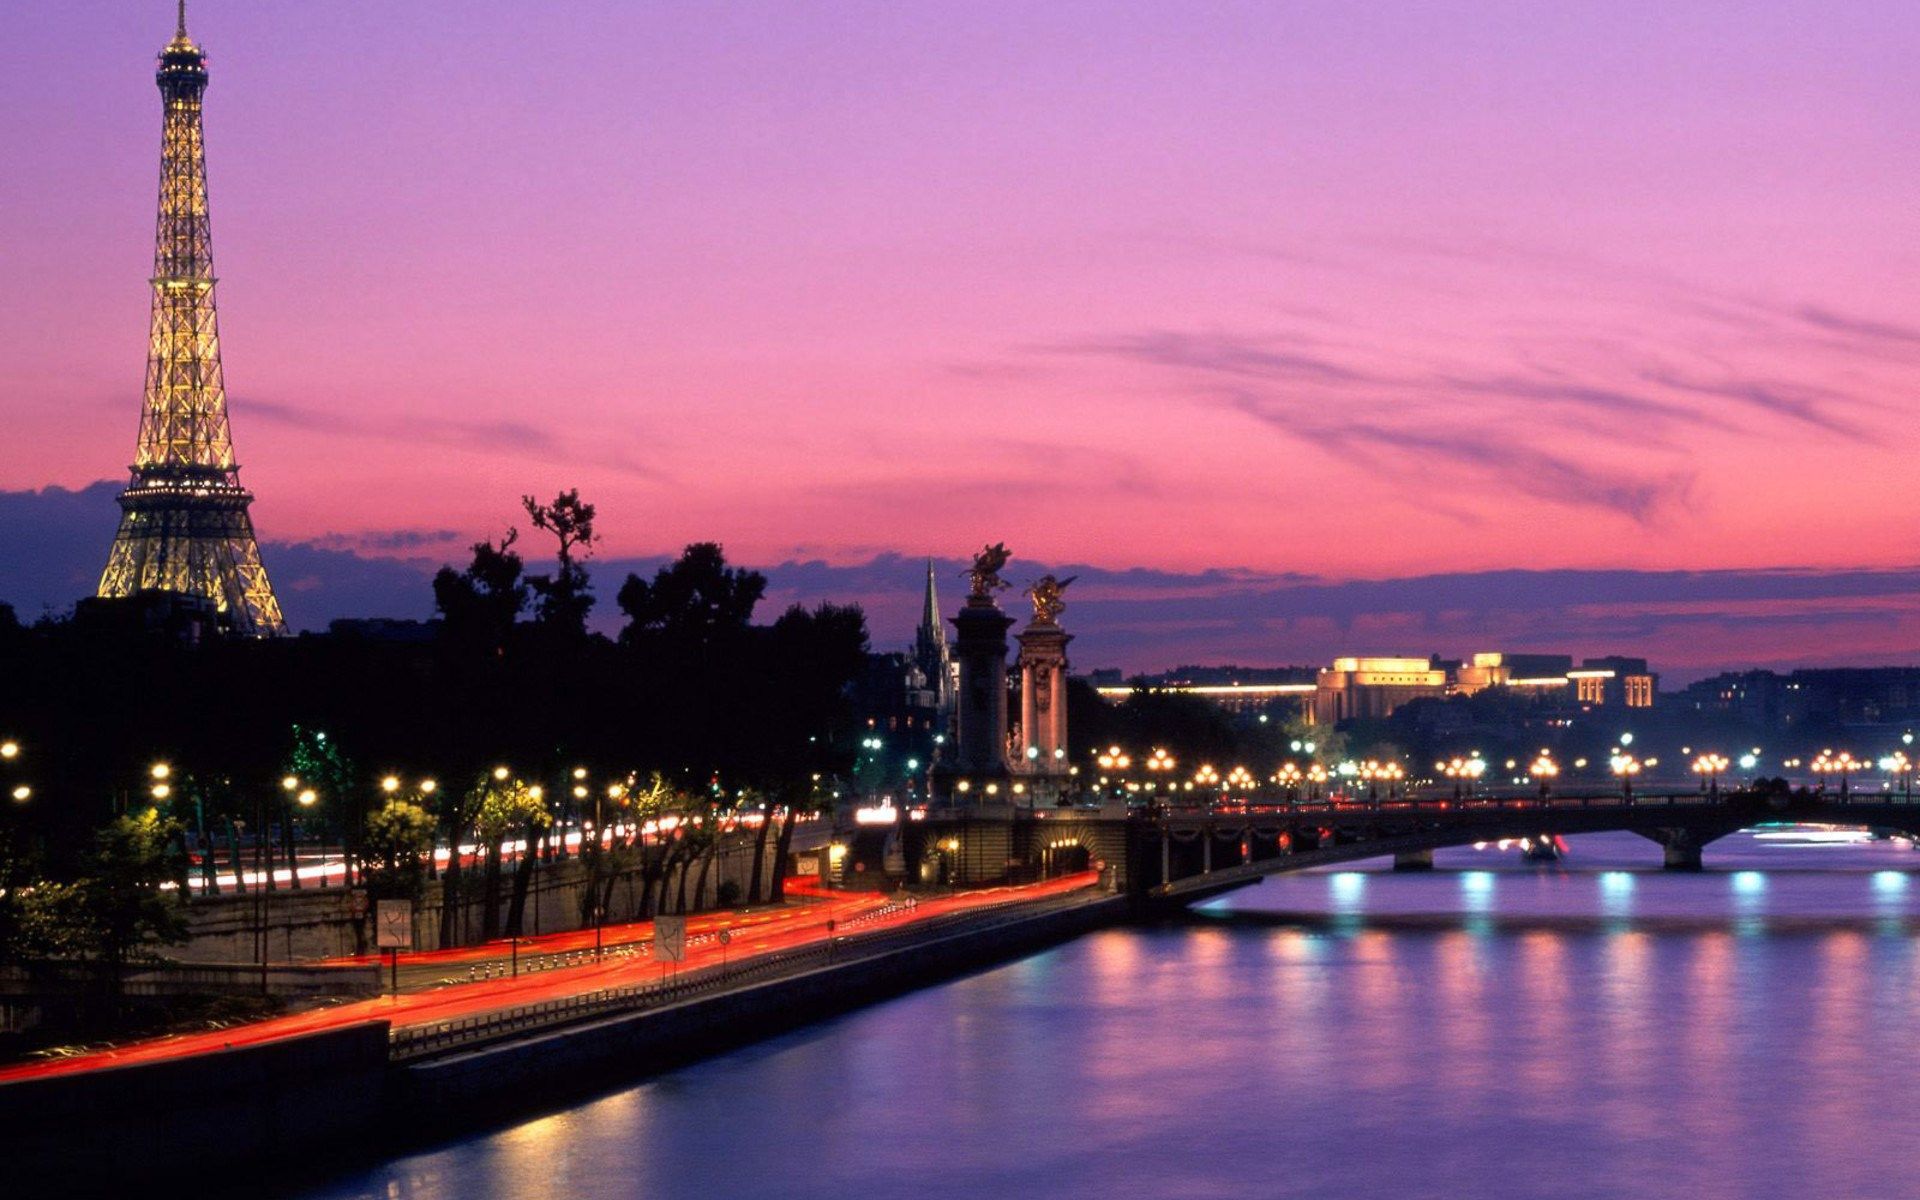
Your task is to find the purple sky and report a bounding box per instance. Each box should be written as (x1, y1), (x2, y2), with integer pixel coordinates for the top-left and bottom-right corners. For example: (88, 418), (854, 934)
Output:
(4, 2), (1919, 674)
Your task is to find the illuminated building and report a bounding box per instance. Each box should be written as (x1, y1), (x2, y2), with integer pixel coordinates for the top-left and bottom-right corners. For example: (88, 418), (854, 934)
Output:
(1093, 667), (1316, 716)
(1310, 657), (1448, 724)
(97, 3), (286, 636)
(1570, 657), (1658, 709)
(1452, 652), (1575, 695)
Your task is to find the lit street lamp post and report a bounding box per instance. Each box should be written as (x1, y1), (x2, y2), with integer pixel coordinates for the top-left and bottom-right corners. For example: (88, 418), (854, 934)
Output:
(1529, 753), (1559, 803)
(1812, 751), (1859, 801)
(1611, 752), (1642, 804)
(1885, 750), (1915, 803)
(1692, 753), (1729, 799)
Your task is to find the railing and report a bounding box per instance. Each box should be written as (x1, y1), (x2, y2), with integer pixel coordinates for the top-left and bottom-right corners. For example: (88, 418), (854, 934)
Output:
(389, 890), (1095, 1062)
(443, 898), (926, 984)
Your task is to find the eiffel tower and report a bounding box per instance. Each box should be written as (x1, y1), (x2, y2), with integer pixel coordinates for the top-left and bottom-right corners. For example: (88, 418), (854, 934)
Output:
(97, 2), (286, 636)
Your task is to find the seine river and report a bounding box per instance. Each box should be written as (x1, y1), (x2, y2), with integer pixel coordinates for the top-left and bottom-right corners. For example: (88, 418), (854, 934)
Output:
(302, 830), (1920, 1200)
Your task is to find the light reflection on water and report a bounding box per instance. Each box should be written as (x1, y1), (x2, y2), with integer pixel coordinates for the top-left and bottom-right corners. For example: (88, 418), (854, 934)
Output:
(298, 831), (1920, 1200)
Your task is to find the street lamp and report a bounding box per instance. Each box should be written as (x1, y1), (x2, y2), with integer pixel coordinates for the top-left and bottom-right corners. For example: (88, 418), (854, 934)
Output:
(1811, 750), (1860, 800)
(1440, 756), (1485, 801)
(1882, 750), (1914, 802)
(10, 785), (30, 803)
(1145, 748), (1176, 778)
(1529, 752), (1559, 802)
(1358, 760), (1381, 805)
(0, 741), (17, 761)
(1692, 753), (1729, 798)
(1611, 752), (1642, 802)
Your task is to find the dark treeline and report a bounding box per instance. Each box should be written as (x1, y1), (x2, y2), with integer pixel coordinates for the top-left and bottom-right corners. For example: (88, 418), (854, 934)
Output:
(0, 491), (869, 964)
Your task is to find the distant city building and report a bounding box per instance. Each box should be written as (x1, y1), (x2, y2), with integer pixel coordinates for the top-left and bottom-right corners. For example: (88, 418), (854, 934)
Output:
(1572, 657), (1658, 709)
(74, 590), (221, 646)
(1090, 665), (1316, 714)
(1678, 667), (1920, 730)
(1311, 657), (1450, 724)
(1300, 651), (1655, 724)
(1453, 652), (1575, 694)
(1083, 651), (1659, 725)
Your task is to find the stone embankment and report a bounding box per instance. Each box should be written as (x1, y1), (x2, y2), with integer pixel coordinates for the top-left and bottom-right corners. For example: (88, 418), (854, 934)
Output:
(0, 885), (1123, 1198)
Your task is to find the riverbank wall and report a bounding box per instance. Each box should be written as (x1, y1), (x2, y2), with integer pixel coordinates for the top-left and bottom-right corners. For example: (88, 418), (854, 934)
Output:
(394, 892), (1128, 1131)
(0, 1021), (391, 1197)
(0, 889), (1126, 1197)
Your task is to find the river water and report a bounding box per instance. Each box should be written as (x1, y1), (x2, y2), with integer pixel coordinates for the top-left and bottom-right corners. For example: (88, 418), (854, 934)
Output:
(301, 830), (1920, 1199)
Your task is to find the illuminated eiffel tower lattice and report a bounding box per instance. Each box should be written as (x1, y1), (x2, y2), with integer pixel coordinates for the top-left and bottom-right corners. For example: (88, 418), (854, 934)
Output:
(97, 2), (286, 636)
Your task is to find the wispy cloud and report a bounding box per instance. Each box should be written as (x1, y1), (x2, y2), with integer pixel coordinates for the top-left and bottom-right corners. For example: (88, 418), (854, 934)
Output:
(1797, 305), (1920, 347)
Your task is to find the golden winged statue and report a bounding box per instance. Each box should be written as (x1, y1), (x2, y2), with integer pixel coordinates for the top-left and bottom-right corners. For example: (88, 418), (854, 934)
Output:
(967, 542), (1012, 598)
(1026, 573), (1076, 623)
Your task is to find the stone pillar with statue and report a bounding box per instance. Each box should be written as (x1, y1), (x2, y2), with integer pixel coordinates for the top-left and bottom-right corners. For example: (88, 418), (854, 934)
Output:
(1015, 574), (1075, 804)
(930, 543), (1016, 807)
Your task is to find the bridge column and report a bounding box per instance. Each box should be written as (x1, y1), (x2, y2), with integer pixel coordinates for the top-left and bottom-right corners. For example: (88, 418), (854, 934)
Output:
(1160, 831), (1170, 888)
(1663, 840), (1703, 871)
(1202, 830), (1212, 874)
(1636, 827), (1709, 871)
(1393, 848), (1435, 871)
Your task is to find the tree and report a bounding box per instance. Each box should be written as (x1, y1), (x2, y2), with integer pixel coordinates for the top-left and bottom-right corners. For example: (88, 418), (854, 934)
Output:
(522, 489), (600, 638)
(361, 797), (437, 901)
(432, 530), (528, 654)
(470, 774), (552, 938)
(80, 809), (189, 991)
(284, 724), (353, 889)
(617, 542), (765, 650)
(748, 602), (870, 902)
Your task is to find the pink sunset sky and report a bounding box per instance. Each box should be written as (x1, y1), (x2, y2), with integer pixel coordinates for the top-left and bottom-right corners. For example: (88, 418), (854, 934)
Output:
(4, 2), (1919, 675)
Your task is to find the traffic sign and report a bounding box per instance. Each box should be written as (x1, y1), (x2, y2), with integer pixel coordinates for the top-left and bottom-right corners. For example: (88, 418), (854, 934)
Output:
(655, 913), (687, 962)
(376, 899), (414, 949)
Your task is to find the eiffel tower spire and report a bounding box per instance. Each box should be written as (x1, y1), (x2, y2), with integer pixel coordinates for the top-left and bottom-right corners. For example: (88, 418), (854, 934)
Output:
(97, 5), (286, 636)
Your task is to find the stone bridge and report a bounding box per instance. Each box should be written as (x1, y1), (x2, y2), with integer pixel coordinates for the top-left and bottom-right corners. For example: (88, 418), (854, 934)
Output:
(910, 790), (1920, 903)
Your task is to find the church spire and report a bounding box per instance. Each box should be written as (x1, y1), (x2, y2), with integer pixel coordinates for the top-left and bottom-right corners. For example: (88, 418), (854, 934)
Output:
(920, 557), (943, 639)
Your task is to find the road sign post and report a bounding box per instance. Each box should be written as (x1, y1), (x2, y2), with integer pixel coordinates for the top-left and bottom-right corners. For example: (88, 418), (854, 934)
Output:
(376, 899), (414, 995)
(655, 913), (686, 983)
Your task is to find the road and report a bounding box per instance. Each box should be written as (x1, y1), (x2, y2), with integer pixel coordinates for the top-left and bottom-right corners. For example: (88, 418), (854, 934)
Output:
(0, 871), (1098, 1083)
